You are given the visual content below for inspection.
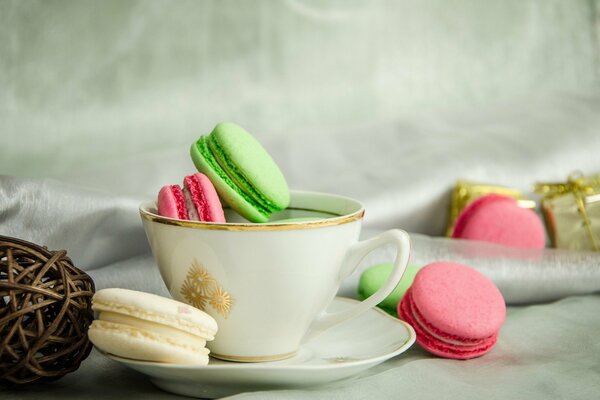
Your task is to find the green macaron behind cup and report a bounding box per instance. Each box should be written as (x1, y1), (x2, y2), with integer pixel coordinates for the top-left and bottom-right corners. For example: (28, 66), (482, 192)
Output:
(358, 263), (420, 315)
(190, 122), (290, 223)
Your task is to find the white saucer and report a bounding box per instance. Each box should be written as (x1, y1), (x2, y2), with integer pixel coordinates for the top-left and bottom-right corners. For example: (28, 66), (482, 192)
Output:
(105, 297), (416, 398)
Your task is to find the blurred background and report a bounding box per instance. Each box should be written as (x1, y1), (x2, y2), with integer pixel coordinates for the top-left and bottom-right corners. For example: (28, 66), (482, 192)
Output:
(2, 0), (600, 235)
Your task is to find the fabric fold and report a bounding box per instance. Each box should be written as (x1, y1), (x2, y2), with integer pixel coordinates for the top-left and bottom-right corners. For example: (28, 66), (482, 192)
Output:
(2, 176), (600, 304)
(0, 175), (149, 270)
(344, 230), (600, 304)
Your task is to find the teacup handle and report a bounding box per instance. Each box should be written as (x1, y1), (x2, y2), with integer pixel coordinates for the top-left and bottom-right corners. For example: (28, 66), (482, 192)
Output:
(303, 229), (410, 341)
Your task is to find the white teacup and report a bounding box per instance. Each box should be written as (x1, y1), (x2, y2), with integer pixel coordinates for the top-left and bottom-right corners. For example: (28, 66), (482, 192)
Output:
(140, 191), (410, 362)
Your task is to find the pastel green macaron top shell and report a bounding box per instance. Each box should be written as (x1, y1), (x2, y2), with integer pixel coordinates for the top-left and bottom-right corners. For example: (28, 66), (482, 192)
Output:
(210, 123), (290, 209)
(191, 122), (290, 223)
(358, 263), (420, 315)
(192, 137), (268, 222)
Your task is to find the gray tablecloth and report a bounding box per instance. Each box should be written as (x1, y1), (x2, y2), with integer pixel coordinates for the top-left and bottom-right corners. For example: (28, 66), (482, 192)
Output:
(2, 250), (599, 400)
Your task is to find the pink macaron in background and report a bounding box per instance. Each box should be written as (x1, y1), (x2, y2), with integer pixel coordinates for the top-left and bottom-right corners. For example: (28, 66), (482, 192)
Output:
(398, 261), (506, 360)
(157, 173), (226, 223)
(451, 194), (545, 249)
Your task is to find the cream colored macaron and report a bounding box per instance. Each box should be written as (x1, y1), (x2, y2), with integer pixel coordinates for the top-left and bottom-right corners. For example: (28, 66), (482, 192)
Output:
(88, 288), (218, 365)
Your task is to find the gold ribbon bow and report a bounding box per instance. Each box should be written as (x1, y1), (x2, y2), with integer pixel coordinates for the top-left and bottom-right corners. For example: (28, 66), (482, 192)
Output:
(534, 172), (600, 251)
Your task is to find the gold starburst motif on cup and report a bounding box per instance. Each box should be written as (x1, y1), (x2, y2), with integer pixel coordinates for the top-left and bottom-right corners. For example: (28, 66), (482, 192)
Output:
(186, 260), (215, 295)
(180, 260), (234, 318)
(208, 286), (233, 318)
(180, 279), (209, 310)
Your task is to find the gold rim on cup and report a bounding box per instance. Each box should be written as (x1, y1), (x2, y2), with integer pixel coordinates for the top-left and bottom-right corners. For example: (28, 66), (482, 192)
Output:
(139, 193), (365, 231)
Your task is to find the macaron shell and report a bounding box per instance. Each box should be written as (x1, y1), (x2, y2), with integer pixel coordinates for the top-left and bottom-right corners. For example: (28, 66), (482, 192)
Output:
(358, 263), (420, 314)
(183, 173), (226, 223)
(88, 320), (210, 365)
(92, 288), (218, 339)
(98, 311), (208, 348)
(191, 138), (270, 223)
(157, 185), (188, 220)
(398, 291), (498, 360)
(452, 194), (545, 249)
(209, 122), (290, 211)
(410, 262), (505, 340)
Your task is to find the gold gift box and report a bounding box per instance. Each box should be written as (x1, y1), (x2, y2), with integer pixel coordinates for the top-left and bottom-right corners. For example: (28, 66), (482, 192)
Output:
(535, 173), (600, 251)
(446, 180), (536, 237)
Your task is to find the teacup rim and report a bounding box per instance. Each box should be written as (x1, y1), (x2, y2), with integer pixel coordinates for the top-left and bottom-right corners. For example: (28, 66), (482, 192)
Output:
(139, 190), (365, 231)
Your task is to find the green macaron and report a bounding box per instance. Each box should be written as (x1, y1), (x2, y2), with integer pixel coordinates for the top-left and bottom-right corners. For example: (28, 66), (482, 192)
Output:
(358, 263), (420, 315)
(190, 122), (290, 223)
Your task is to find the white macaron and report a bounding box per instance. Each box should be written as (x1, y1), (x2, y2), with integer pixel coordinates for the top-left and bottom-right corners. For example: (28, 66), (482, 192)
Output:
(88, 288), (218, 365)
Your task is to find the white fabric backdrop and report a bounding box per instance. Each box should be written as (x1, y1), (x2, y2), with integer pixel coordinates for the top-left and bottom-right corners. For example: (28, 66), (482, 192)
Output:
(1, 0), (599, 178)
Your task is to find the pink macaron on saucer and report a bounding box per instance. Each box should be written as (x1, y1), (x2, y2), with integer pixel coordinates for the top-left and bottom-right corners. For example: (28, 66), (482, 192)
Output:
(451, 194), (545, 249)
(398, 261), (506, 360)
(157, 173), (225, 223)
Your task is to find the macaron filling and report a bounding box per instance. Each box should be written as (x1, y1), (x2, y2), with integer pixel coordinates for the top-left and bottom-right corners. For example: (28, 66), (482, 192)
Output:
(171, 185), (189, 220)
(89, 320), (210, 355)
(93, 300), (216, 340)
(98, 311), (208, 351)
(183, 175), (211, 221)
(406, 290), (490, 346)
(207, 134), (284, 213)
(400, 305), (497, 358)
(183, 186), (199, 220)
(194, 137), (272, 218)
(199, 135), (283, 215)
(399, 292), (497, 358)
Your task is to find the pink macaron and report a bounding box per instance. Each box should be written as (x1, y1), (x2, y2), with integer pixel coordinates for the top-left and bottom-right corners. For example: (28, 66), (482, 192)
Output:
(452, 194), (545, 249)
(398, 261), (506, 360)
(157, 173), (226, 222)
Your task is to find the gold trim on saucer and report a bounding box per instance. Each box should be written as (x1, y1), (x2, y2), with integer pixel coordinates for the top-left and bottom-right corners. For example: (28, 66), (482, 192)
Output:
(210, 350), (298, 363)
(140, 206), (364, 231)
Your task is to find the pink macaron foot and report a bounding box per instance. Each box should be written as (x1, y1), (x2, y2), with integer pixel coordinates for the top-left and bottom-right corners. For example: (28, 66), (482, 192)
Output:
(399, 289), (498, 360)
(183, 173), (226, 223)
(157, 185), (189, 220)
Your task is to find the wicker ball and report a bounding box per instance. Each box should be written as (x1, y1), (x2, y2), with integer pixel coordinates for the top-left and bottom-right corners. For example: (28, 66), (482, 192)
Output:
(0, 236), (95, 385)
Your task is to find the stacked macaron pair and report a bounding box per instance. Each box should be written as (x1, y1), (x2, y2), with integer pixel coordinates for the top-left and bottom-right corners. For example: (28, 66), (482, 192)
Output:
(397, 262), (506, 360)
(158, 122), (290, 224)
(88, 288), (218, 365)
(389, 193), (537, 358)
(359, 261), (506, 360)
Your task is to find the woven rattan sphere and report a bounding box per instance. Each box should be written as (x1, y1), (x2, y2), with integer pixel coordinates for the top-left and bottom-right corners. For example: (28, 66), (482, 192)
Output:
(0, 236), (95, 385)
